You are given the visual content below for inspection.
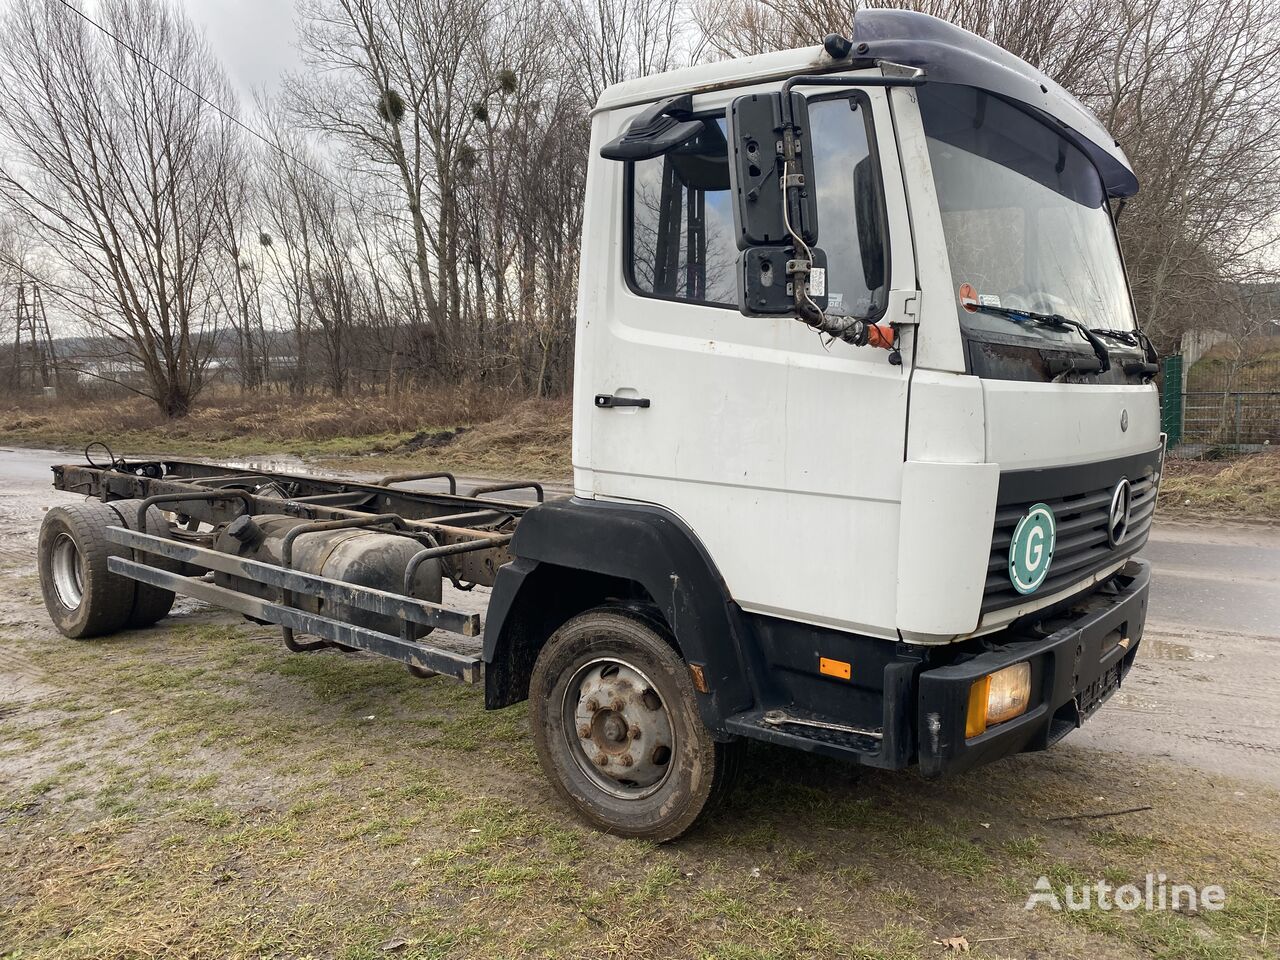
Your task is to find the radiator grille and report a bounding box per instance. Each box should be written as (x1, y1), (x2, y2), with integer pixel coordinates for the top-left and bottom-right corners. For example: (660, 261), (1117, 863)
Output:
(982, 449), (1161, 615)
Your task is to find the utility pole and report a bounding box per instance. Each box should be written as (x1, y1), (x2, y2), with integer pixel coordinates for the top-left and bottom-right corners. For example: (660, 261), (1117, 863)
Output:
(10, 278), (57, 394)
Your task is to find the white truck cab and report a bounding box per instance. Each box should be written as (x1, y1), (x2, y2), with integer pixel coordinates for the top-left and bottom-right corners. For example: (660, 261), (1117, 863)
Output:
(506, 9), (1161, 834)
(575, 13), (1159, 646)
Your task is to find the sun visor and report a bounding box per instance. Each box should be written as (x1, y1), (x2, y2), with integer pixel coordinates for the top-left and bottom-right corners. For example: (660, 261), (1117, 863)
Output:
(852, 10), (1139, 197)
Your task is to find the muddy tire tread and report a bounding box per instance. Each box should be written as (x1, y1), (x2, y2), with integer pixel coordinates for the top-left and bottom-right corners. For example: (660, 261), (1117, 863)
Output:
(107, 500), (176, 628)
(529, 605), (739, 842)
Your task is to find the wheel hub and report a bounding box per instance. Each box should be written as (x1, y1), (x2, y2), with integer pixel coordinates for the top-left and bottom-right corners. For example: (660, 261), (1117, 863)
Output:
(50, 533), (84, 610)
(566, 659), (675, 798)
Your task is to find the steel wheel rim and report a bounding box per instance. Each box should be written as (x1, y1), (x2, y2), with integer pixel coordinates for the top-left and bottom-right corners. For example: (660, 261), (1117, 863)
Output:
(50, 533), (84, 610)
(560, 656), (677, 800)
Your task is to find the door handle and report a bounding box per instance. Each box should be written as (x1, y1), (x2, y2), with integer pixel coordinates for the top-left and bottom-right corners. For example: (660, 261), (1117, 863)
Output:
(594, 393), (650, 409)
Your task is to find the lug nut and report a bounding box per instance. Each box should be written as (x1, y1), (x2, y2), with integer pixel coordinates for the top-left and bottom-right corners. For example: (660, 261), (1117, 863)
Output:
(578, 725), (591, 739)
(595, 754), (609, 767)
(611, 697), (625, 712)
(619, 754), (634, 767)
(628, 725), (641, 740)
(586, 698), (600, 713)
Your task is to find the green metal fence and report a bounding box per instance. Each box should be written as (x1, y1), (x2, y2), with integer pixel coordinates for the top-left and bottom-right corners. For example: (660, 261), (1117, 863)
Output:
(1161, 351), (1280, 453)
(1160, 355), (1183, 447)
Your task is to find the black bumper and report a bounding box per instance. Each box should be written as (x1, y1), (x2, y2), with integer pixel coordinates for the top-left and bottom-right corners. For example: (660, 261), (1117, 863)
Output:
(916, 559), (1150, 777)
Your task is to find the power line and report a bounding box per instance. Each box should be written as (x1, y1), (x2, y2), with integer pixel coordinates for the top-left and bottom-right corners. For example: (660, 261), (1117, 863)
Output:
(50, 0), (353, 198)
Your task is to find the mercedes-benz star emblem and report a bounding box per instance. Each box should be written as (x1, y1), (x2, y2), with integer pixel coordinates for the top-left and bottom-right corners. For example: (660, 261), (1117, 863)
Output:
(1121, 409), (1129, 432)
(1108, 478), (1133, 547)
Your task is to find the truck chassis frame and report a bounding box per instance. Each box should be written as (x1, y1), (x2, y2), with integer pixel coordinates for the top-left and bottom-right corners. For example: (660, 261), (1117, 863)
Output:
(53, 457), (541, 683)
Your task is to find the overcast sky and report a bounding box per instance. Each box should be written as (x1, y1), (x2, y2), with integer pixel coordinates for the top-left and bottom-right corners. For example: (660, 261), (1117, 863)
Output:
(177, 0), (299, 99)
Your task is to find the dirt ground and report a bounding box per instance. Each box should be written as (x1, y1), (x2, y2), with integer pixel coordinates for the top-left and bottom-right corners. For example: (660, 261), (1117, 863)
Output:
(2, 464), (1278, 959)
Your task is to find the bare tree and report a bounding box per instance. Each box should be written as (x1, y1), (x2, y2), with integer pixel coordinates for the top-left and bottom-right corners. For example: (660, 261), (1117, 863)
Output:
(0, 0), (244, 416)
(1212, 270), (1280, 443)
(211, 149), (271, 391)
(283, 0), (600, 393)
(694, 0), (1280, 351)
(286, 0), (505, 369)
(561, 0), (686, 105)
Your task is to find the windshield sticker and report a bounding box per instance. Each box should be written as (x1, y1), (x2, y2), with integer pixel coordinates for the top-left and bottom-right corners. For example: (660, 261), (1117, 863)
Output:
(979, 293), (1001, 307)
(958, 282), (979, 312)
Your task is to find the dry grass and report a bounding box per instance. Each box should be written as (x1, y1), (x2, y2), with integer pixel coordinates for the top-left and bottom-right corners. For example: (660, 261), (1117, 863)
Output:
(330, 400), (574, 478)
(1185, 335), (1280, 392)
(5, 388), (1276, 518)
(1159, 449), (1280, 522)
(0, 386), (574, 479)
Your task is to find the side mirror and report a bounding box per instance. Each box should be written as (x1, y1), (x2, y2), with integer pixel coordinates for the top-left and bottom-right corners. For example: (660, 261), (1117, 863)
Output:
(726, 92), (823, 316)
(726, 92), (817, 248)
(740, 247), (828, 316)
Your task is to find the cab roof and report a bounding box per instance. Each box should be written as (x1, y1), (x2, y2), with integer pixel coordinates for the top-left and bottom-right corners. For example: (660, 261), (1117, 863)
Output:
(594, 9), (1138, 198)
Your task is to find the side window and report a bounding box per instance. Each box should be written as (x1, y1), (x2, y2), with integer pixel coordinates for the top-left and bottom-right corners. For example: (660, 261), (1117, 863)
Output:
(808, 95), (888, 319)
(628, 118), (738, 305)
(626, 96), (887, 317)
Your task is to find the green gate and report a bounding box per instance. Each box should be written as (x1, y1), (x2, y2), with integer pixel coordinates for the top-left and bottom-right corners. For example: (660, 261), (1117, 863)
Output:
(1160, 354), (1183, 447)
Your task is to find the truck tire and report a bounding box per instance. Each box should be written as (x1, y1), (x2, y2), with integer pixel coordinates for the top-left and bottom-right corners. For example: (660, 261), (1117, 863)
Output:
(38, 502), (136, 639)
(107, 499), (176, 628)
(529, 607), (740, 842)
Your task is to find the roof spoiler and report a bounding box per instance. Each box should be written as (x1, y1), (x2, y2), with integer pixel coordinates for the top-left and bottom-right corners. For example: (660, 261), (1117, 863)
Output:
(849, 9), (1139, 197)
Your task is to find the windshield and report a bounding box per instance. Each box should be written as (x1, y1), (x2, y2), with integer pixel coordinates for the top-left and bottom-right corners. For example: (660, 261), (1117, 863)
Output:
(918, 85), (1136, 344)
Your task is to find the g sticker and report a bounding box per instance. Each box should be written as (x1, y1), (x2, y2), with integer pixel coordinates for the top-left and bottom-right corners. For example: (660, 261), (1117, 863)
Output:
(1009, 503), (1056, 595)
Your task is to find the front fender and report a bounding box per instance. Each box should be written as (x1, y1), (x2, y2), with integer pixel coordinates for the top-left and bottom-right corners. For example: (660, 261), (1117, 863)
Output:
(481, 498), (757, 733)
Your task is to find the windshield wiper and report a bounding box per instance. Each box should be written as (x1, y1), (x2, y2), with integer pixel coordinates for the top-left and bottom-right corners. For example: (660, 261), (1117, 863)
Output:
(1089, 327), (1140, 346)
(1093, 326), (1161, 380)
(967, 303), (1111, 374)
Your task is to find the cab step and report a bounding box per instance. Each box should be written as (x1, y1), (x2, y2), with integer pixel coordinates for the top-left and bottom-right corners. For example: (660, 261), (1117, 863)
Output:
(725, 707), (883, 761)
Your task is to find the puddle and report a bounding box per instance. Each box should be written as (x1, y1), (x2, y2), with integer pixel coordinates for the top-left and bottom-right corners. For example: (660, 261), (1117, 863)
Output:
(1141, 637), (1217, 662)
(213, 455), (321, 476)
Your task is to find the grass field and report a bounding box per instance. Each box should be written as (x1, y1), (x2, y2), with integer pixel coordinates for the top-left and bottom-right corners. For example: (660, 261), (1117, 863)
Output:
(1159, 450), (1280, 522)
(0, 388), (573, 480)
(4, 599), (1278, 960)
(1184, 336), (1280, 393)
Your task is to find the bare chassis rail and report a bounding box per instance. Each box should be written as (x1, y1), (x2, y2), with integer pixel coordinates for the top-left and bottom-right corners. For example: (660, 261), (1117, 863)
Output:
(53, 458), (542, 682)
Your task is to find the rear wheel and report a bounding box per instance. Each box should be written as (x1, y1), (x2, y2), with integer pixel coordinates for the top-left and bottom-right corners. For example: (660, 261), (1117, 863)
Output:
(529, 607), (739, 841)
(38, 502), (136, 639)
(106, 499), (176, 628)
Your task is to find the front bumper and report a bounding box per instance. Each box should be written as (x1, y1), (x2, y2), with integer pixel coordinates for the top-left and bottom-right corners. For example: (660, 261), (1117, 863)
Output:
(917, 559), (1150, 777)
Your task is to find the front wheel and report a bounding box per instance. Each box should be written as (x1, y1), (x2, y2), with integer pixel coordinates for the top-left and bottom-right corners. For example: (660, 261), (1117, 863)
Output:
(529, 607), (739, 841)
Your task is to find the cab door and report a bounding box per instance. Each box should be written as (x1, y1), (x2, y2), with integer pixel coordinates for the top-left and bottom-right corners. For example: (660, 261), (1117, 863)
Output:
(576, 78), (917, 639)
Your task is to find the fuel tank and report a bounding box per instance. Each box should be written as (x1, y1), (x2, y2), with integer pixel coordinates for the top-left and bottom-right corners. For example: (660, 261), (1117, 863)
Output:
(212, 515), (443, 636)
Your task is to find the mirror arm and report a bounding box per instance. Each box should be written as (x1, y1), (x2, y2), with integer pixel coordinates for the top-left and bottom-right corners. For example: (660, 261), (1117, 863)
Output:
(778, 69), (926, 124)
(774, 68), (924, 342)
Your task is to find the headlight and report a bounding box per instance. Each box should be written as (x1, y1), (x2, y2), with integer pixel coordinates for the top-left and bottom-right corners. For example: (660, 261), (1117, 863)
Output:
(965, 662), (1032, 738)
